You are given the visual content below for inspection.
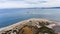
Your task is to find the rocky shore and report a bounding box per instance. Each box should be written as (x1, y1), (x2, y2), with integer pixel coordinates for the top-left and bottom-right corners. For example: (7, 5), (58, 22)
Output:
(0, 18), (60, 34)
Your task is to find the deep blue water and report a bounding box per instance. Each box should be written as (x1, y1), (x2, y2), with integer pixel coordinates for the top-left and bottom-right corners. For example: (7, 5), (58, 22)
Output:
(0, 8), (60, 28)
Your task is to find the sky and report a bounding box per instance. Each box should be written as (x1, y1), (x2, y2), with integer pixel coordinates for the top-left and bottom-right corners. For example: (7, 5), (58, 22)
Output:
(0, 0), (60, 8)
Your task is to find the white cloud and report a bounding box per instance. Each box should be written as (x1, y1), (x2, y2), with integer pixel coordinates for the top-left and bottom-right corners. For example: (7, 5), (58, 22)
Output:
(0, 0), (47, 8)
(0, 0), (60, 8)
(0, 3), (29, 8)
(0, 2), (39, 8)
(43, 0), (60, 7)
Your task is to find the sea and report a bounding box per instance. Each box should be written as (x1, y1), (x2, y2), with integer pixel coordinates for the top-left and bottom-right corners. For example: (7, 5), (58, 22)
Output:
(0, 8), (60, 28)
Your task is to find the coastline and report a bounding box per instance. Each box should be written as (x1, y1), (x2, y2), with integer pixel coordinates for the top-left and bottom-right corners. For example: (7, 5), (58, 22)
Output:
(0, 18), (60, 34)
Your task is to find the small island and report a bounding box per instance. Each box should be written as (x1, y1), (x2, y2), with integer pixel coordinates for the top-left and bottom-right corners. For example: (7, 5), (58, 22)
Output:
(0, 18), (60, 34)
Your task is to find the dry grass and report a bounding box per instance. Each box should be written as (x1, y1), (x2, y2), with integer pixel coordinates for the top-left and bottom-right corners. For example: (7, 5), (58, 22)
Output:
(21, 26), (35, 34)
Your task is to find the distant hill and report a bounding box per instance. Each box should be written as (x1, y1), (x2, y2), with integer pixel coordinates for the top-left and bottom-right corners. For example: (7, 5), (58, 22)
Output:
(0, 7), (60, 10)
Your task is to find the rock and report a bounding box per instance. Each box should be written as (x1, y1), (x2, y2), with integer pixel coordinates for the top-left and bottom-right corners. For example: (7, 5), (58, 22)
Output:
(0, 18), (58, 34)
